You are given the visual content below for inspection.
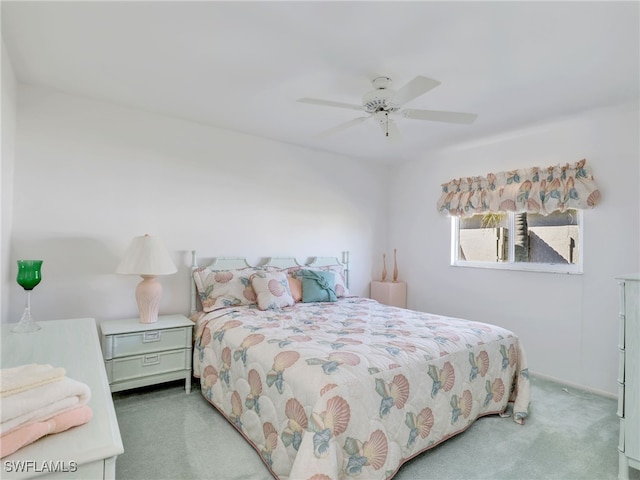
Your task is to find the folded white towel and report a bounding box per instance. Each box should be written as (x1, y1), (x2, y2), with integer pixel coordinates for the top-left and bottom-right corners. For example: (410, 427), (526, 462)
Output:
(0, 377), (91, 436)
(0, 364), (66, 398)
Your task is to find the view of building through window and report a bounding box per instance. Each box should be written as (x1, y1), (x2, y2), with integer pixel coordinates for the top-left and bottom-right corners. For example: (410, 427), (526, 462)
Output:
(458, 213), (508, 262)
(458, 209), (579, 265)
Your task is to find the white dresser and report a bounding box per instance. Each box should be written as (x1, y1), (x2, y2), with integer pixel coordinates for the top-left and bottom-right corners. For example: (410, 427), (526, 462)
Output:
(617, 274), (640, 480)
(0, 318), (123, 479)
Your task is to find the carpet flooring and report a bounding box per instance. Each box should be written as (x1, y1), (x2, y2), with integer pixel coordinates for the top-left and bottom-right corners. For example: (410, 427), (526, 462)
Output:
(112, 375), (639, 480)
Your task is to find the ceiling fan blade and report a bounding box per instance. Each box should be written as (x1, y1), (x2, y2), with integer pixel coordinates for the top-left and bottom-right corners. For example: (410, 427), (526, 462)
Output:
(402, 108), (478, 124)
(314, 116), (369, 138)
(297, 98), (363, 111)
(391, 76), (441, 106)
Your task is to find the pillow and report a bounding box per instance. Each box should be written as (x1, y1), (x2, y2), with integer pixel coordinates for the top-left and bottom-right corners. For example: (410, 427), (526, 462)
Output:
(250, 271), (295, 311)
(193, 267), (261, 312)
(319, 264), (350, 297)
(297, 269), (337, 303)
(288, 264), (350, 297)
(287, 276), (302, 302)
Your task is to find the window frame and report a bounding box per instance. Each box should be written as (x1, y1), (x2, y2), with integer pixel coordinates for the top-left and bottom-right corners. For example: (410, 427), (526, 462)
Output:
(450, 210), (584, 274)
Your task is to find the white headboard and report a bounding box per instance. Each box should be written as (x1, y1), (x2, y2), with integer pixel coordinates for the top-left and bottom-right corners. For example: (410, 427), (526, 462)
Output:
(190, 251), (349, 315)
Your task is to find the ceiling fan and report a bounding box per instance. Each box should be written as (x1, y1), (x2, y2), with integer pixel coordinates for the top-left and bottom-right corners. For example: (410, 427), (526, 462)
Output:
(297, 76), (477, 142)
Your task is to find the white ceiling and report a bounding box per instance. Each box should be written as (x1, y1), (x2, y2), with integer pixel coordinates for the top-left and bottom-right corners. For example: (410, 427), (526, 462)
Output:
(2, 1), (638, 163)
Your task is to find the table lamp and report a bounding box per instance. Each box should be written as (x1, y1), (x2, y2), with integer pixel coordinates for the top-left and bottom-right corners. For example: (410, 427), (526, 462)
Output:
(116, 234), (177, 323)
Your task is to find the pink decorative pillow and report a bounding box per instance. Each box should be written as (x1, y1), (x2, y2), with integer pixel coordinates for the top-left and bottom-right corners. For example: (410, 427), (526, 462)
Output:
(250, 271), (295, 311)
(288, 276), (302, 302)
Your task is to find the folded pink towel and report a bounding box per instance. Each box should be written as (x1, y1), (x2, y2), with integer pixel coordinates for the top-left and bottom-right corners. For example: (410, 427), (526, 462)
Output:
(1, 377), (91, 435)
(0, 364), (66, 398)
(0, 405), (93, 458)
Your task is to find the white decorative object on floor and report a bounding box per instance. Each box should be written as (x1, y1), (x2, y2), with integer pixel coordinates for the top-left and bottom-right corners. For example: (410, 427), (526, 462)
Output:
(116, 234), (177, 324)
(370, 280), (407, 308)
(617, 273), (640, 480)
(100, 314), (193, 393)
(0, 318), (123, 479)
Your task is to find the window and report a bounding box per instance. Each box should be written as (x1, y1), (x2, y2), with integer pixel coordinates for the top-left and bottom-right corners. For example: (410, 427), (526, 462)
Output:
(452, 209), (582, 273)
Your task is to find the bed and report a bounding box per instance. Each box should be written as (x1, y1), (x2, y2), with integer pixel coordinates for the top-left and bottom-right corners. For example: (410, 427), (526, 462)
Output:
(190, 252), (530, 480)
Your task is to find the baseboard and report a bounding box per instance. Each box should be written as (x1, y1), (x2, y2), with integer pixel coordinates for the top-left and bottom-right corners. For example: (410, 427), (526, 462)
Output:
(529, 370), (617, 399)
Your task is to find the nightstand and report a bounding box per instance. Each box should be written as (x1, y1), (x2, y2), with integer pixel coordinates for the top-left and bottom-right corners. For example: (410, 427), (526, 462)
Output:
(370, 281), (407, 308)
(100, 314), (193, 393)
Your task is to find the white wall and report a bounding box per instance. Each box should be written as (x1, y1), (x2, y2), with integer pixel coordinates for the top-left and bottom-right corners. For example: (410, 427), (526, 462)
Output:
(388, 105), (640, 395)
(5, 85), (389, 325)
(1, 41), (17, 323)
(6, 80), (637, 397)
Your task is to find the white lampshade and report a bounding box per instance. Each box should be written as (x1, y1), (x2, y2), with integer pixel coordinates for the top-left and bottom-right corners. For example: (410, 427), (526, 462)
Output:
(116, 235), (177, 276)
(116, 234), (176, 324)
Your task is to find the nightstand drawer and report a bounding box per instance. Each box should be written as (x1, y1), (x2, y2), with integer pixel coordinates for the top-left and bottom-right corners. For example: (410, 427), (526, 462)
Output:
(104, 327), (190, 359)
(105, 349), (189, 383)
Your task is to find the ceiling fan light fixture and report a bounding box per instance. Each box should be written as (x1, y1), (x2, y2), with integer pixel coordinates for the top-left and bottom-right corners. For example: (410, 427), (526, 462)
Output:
(373, 111), (390, 137)
(373, 110), (388, 122)
(362, 88), (398, 114)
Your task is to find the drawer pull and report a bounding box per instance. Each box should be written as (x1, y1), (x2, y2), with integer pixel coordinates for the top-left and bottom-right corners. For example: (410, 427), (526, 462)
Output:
(143, 331), (161, 342)
(618, 281), (625, 316)
(143, 354), (160, 366)
(617, 383), (625, 418)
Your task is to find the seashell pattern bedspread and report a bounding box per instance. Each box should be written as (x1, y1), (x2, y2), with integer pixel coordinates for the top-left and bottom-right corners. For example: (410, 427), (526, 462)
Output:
(192, 297), (530, 480)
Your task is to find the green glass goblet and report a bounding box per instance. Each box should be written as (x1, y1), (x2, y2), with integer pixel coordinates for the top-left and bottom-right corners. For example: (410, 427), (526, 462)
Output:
(12, 260), (43, 333)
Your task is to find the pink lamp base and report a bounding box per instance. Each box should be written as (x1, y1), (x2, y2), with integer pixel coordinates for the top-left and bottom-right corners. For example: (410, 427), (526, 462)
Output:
(135, 275), (162, 324)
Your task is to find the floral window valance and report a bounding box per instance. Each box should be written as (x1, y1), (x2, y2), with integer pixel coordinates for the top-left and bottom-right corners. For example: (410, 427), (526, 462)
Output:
(436, 159), (601, 218)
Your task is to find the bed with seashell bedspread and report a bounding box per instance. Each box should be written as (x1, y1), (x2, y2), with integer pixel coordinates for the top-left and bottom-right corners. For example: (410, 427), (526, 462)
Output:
(190, 254), (530, 480)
